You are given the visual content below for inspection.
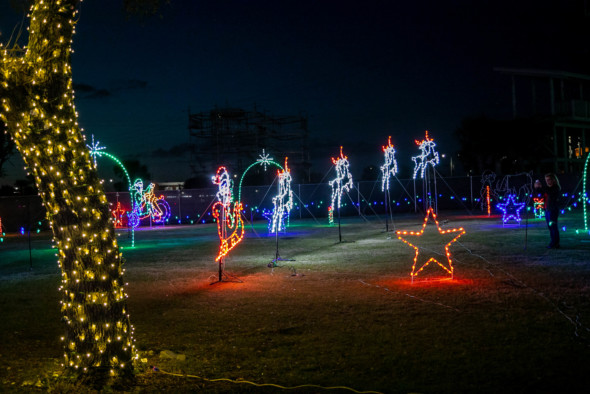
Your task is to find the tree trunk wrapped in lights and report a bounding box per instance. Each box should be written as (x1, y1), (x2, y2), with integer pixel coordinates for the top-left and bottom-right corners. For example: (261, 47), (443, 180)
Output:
(0, 0), (135, 383)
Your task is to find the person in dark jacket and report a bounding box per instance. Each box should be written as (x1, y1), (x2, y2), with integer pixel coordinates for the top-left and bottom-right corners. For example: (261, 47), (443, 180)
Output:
(534, 172), (561, 248)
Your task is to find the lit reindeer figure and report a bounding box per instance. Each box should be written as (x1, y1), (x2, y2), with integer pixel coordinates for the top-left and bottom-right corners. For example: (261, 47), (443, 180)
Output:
(270, 157), (294, 233)
(381, 136), (398, 191)
(329, 146), (354, 224)
(411, 130), (439, 179)
(212, 167), (244, 262)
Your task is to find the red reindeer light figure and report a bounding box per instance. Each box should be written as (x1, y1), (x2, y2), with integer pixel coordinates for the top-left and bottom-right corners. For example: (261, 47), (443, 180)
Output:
(212, 167), (244, 281)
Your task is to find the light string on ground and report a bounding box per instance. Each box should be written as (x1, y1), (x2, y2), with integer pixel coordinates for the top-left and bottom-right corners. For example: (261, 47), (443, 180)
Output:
(149, 367), (384, 394)
(358, 279), (460, 312)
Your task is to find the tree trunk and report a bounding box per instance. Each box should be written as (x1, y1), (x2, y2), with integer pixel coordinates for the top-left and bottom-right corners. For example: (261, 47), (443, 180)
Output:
(0, 0), (135, 383)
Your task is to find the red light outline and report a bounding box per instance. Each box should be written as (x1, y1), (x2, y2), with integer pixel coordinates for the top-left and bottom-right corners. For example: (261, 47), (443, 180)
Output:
(396, 207), (465, 281)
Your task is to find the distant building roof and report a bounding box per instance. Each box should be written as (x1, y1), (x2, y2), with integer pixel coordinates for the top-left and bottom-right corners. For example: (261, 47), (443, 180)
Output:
(494, 67), (590, 82)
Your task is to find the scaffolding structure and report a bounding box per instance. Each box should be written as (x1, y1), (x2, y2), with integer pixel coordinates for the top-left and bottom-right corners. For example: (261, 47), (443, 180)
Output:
(188, 106), (310, 181)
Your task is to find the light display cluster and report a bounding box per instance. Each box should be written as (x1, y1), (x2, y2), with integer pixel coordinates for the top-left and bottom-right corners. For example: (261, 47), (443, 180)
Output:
(380, 136), (398, 191)
(0, 216), (4, 242)
(237, 149), (284, 203)
(0, 0), (135, 379)
(212, 167), (244, 262)
(128, 179), (171, 228)
(269, 157), (293, 233)
(328, 146), (353, 224)
(411, 130), (439, 179)
(111, 202), (127, 228)
(497, 194), (526, 224)
(87, 135), (138, 245)
(236, 149), (291, 234)
(87, 135), (132, 188)
(396, 207), (465, 281)
(262, 208), (290, 232)
(533, 197), (545, 219)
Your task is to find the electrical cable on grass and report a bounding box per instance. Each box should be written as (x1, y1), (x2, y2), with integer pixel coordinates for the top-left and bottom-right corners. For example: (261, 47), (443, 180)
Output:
(149, 366), (384, 393)
(456, 241), (590, 346)
(358, 280), (460, 312)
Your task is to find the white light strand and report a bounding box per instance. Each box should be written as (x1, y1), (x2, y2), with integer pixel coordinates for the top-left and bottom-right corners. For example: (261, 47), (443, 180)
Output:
(329, 146), (353, 222)
(381, 136), (398, 191)
(257, 149), (273, 171)
(270, 158), (293, 233)
(411, 130), (439, 179)
(86, 134), (106, 168)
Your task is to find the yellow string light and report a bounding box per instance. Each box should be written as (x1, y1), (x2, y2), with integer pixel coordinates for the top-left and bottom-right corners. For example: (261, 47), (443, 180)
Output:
(1, 0), (135, 379)
(152, 367), (384, 394)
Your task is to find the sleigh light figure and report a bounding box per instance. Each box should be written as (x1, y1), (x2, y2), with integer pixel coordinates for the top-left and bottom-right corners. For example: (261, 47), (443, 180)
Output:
(212, 167), (245, 279)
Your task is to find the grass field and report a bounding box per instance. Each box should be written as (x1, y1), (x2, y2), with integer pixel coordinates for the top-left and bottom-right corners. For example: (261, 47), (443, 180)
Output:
(1, 211), (590, 393)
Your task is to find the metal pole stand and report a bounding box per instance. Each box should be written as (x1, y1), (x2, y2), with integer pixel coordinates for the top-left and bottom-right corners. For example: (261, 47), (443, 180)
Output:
(268, 227), (294, 268)
(384, 189), (389, 232)
(338, 205), (342, 243)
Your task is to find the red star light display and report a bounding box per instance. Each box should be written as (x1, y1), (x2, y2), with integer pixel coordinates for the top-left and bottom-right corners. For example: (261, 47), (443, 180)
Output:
(396, 207), (465, 282)
(111, 202), (127, 228)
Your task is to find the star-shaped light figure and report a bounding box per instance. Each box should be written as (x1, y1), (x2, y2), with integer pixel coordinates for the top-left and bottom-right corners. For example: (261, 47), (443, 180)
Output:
(256, 149), (274, 171)
(396, 207), (465, 282)
(496, 194), (526, 224)
(86, 134), (106, 168)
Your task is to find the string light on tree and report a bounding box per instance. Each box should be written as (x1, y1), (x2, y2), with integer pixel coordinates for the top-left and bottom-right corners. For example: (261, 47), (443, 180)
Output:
(411, 130), (439, 179)
(380, 136), (398, 192)
(396, 207), (465, 282)
(328, 146), (353, 224)
(497, 194), (526, 224)
(0, 0), (135, 381)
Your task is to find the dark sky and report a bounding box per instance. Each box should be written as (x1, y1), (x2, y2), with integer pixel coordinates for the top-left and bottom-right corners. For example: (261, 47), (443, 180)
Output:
(1, 0), (588, 183)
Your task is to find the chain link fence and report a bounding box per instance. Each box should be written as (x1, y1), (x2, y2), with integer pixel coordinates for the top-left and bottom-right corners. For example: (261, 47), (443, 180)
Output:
(0, 174), (583, 234)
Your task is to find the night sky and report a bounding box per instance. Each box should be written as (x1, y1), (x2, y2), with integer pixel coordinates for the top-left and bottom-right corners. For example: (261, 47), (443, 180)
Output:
(0, 0), (587, 184)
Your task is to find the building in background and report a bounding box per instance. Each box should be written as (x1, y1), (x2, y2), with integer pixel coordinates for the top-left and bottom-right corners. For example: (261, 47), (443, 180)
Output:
(495, 68), (590, 174)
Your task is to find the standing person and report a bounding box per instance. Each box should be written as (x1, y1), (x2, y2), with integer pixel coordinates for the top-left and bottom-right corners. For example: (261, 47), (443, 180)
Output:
(534, 173), (561, 248)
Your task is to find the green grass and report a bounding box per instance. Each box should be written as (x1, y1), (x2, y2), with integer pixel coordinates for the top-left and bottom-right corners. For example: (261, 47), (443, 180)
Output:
(1, 212), (590, 393)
